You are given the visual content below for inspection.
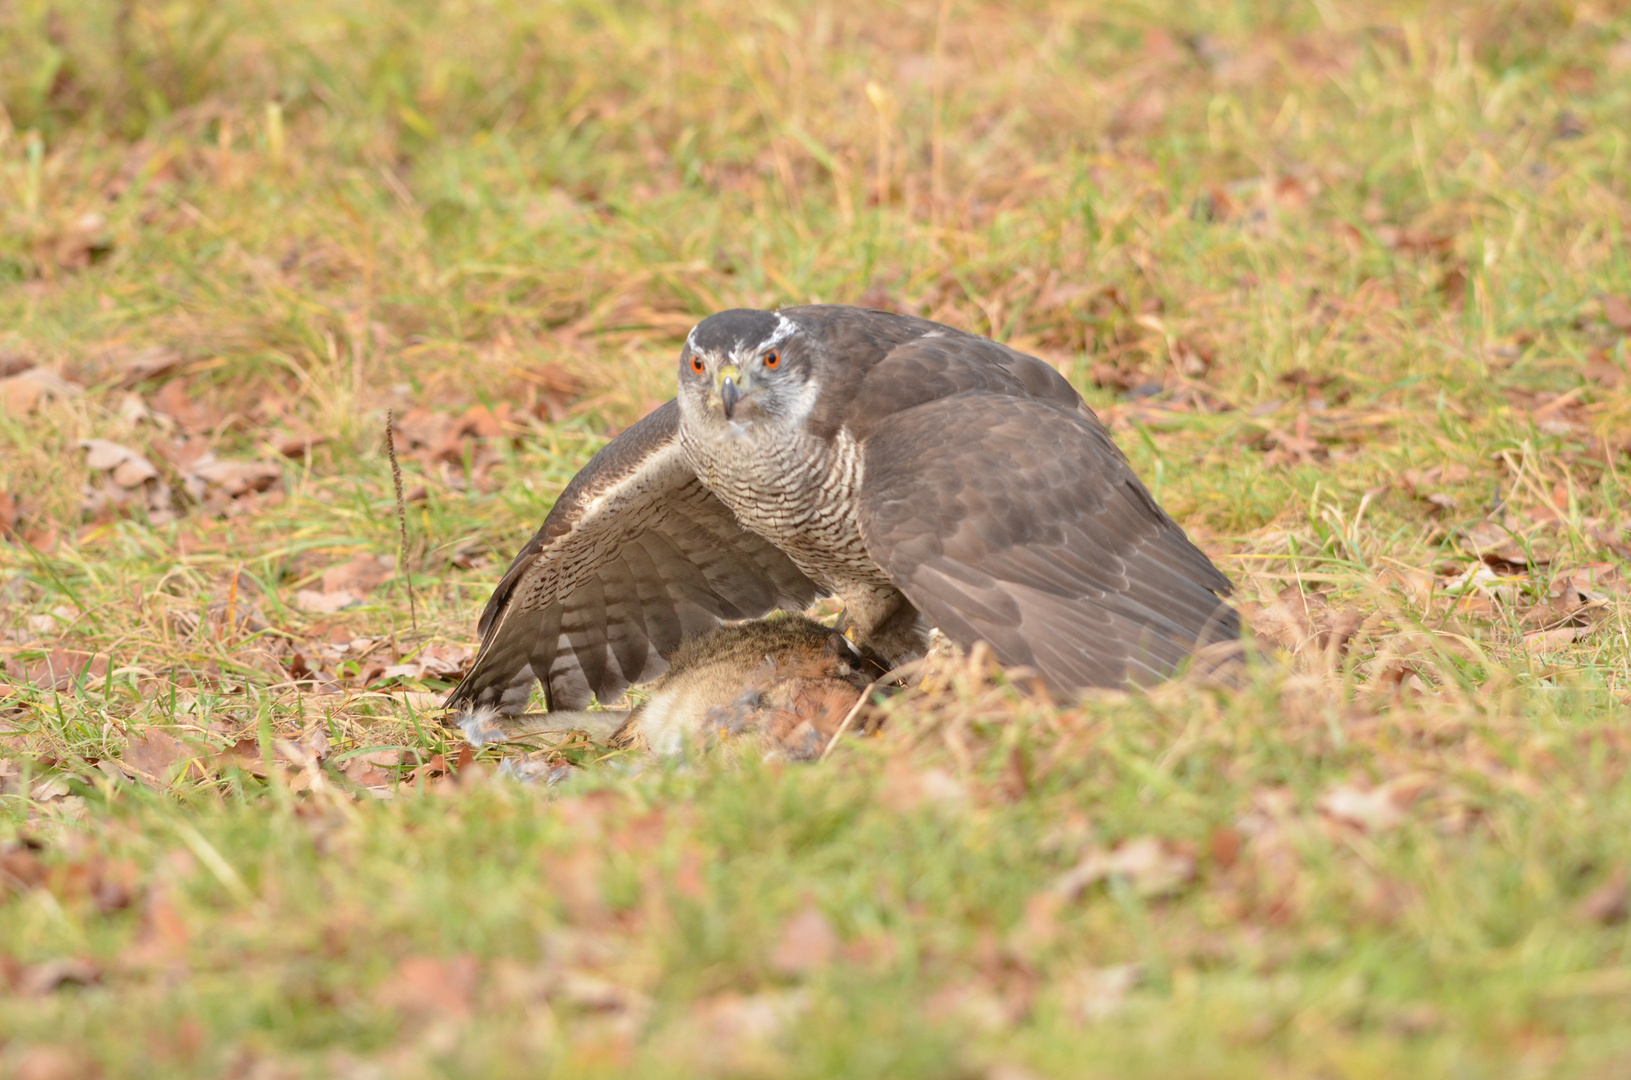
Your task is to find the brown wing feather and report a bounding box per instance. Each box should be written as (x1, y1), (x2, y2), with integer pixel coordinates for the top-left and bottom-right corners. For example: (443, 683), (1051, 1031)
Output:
(446, 400), (823, 715)
(856, 392), (1237, 690)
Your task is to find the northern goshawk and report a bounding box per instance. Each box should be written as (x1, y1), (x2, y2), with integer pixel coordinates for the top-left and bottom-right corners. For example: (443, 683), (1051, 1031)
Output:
(446, 305), (1238, 721)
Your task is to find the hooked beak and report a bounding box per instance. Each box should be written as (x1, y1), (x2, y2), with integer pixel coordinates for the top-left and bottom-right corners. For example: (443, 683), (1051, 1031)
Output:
(717, 364), (743, 420)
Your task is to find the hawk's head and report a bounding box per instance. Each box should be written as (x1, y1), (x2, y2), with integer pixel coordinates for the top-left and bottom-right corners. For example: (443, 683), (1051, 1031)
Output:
(676, 309), (817, 436)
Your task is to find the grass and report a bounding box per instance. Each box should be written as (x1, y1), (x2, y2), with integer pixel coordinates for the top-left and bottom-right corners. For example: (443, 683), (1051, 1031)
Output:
(3, 0), (1631, 1075)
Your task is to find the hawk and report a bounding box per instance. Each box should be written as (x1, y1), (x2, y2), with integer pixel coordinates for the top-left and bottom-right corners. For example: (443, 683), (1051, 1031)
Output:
(446, 305), (1237, 721)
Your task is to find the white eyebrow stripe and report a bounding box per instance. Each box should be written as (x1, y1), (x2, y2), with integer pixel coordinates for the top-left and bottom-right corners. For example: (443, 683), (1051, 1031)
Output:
(733, 313), (799, 362)
(766, 313), (799, 348)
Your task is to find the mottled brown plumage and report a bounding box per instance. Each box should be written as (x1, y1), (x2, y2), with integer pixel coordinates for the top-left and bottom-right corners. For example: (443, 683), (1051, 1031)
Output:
(447, 305), (1237, 722)
(450, 401), (821, 716)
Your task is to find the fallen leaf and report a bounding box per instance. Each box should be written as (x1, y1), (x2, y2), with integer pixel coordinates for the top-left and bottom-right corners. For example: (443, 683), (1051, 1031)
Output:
(115, 392), (152, 426)
(996, 746), (1030, 802)
(460, 404), (504, 439)
(1368, 1002), (1439, 1037)
(30, 776), (72, 801)
(879, 762), (969, 813)
(340, 757), (393, 788)
(543, 847), (607, 923)
(670, 990), (809, 1073)
(215, 737), (269, 777)
(1317, 774), (1431, 833)
(1247, 586), (1318, 651)
(124, 730), (195, 783)
(294, 589), (358, 614)
(770, 905), (838, 976)
(9, 1044), (101, 1080)
(1400, 464), (1471, 492)
(1603, 294), (1631, 334)
(986, 1065), (1049, 1080)
(1577, 871), (1628, 925)
(46, 855), (139, 914)
(1209, 826), (1242, 869)
(1321, 605), (1368, 656)
(0, 841), (48, 894)
(1377, 225), (1454, 256)
(1248, 585), (1364, 655)
(1523, 625), (1586, 653)
(1062, 963), (1142, 1023)
(321, 553), (396, 595)
(267, 725), (329, 794)
(379, 647), (469, 681)
(1457, 520), (1534, 566)
(553, 969), (648, 1014)
(151, 379), (214, 433)
(0, 369), (83, 414)
(925, 980), (1021, 1033)
(79, 439), (159, 489)
(13, 650), (108, 690)
(1441, 562), (1516, 609)
(1584, 351), (1625, 388)
(270, 430), (329, 458)
(19, 956), (101, 995)
(184, 456), (282, 497)
(1053, 836), (1194, 899)
(392, 404), (516, 465)
(1377, 568), (1434, 614)
(41, 212), (112, 272)
(292, 553), (398, 614)
(124, 882), (192, 968)
(1259, 416), (1322, 466)
(115, 345), (185, 386)
(0, 351), (34, 378)
(1589, 523), (1631, 562)
(377, 955), (479, 1019)
(112, 457), (159, 488)
(1438, 265), (1468, 310)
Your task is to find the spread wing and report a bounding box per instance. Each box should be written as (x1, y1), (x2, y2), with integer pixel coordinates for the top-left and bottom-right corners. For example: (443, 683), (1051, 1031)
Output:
(446, 400), (822, 715)
(856, 393), (1238, 690)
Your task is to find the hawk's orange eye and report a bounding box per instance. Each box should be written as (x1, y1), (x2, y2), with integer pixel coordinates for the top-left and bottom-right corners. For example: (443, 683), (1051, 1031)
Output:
(763, 350), (781, 369)
(690, 355), (705, 374)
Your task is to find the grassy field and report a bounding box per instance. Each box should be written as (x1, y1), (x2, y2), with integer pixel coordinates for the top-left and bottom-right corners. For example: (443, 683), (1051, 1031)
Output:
(4, 0), (1631, 1075)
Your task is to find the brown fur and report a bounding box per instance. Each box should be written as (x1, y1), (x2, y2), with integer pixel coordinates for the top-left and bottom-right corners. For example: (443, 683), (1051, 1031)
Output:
(608, 613), (887, 760)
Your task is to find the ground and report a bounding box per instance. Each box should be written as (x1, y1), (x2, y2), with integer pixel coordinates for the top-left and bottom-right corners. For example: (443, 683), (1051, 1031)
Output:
(3, 1), (1631, 1077)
